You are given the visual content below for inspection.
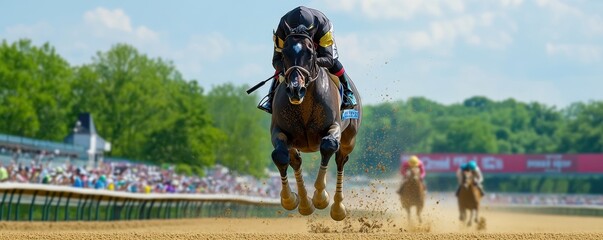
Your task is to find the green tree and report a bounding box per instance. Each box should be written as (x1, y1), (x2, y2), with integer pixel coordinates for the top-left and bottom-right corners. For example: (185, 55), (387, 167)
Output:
(205, 83), (271, 177)
(558, 102), (603, 153)
(72, 44), (219, 170)
(433, 118), (498, 153)
(0, 39), (74, 140)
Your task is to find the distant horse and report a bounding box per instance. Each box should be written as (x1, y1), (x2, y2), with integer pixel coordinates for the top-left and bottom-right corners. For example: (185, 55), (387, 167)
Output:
(457, 170), (482, 226)
(270, 25), (362, 221)
(399, 167), (425, 224)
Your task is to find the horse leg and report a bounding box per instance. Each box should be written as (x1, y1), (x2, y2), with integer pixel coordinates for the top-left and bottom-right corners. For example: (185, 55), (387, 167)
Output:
(405, 207), (411, 224)
(312, 125), (340, 210)
(311, 165), (329, 209)
(467, 210), (474, 227)
(272, 131), (299, 211)
(289, 149), (314, 215)
(417, 205), (423, 224)
(474, 209), (479, 223)
(330, 152), (349, 221)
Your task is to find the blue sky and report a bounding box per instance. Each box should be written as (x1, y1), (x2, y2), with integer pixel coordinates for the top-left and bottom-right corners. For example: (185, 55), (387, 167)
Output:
(1, 0), (602, 107)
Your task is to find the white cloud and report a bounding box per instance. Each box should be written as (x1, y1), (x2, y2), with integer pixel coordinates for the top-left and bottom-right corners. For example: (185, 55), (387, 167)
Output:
(546, 43), (602, 63)
(335, 33), (402, 67)
(536, 0), (581, 16)
(83, 7), (159, 42)
(500, 0), (524, 7)
(187, 33), (232, 61)
(404, 14), (513, 51)
(536, 0), (603, 35)
(318, 0), (464, 20)
(318, 1), (515, 52)
(84, 8), (132, 32)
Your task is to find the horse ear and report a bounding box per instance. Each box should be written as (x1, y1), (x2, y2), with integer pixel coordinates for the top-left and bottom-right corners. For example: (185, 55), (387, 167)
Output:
(283, 21), (293, 33)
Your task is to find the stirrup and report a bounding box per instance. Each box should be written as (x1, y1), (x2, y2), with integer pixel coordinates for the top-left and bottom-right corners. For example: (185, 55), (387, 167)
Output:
(257, 95), (272, 114)
(342, 95), (357, 109)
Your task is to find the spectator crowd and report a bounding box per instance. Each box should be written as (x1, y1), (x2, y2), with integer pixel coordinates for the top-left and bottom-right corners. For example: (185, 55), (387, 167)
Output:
(0, 147), (280, 199)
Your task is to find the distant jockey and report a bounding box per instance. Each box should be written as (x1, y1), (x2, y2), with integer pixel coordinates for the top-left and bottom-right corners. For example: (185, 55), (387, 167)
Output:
(397, 155), (426, 194)
(456, 161), (485, 197)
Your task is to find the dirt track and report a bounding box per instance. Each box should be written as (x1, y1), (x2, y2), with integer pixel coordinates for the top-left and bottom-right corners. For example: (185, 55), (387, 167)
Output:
(1, 206), (602, 239)
(0, 184), (601, 239)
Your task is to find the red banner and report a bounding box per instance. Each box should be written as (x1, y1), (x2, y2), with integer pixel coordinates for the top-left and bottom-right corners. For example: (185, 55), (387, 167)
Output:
(577, 154), (603, 173)
(401, 154), (603, 174)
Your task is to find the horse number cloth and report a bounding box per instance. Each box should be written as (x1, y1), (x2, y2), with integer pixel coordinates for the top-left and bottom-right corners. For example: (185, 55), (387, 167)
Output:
(342, 109), (359, 120)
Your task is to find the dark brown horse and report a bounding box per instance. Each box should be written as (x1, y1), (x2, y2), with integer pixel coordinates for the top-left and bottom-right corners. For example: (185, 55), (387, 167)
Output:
(399, 167), (425, 224)
(270, 25), (361, 221)
(457, 170), (482, 226)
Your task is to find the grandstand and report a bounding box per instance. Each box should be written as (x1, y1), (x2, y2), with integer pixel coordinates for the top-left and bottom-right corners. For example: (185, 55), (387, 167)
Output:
(0, 114), (281, 198)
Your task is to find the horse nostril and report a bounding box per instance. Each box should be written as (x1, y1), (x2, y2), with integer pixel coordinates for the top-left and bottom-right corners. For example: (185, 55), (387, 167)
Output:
(299, 87), (306, 97)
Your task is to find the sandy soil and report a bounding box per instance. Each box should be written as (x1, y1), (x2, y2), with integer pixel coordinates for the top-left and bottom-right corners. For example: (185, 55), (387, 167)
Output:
(1, 182), (601, 239)
(1, 205), (602, 239)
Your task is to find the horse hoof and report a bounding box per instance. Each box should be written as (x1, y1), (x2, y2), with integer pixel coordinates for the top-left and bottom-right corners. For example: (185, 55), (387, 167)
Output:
(330, 202), (347, 221)
(312, 190), (330, 209)
(299, 196), (315, 216)
(281, 192), (300, 211)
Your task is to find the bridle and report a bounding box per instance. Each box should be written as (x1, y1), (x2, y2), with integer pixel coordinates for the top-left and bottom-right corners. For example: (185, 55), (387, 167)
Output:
(283, 32), (319, 87)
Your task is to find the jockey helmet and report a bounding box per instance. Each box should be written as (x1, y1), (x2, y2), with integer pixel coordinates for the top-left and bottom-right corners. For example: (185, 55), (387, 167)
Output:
(286, 7), (315, 33)
(408, 155), (420, 167)
(467, 161), (478, 171)
(460, 162), (468, 171)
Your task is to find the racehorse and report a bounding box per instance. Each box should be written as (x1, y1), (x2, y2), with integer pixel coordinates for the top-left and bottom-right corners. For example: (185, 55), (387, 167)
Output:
(270, 24), (362, 221)
(399, 167), (425, 224)
(457, 170), (482, 226)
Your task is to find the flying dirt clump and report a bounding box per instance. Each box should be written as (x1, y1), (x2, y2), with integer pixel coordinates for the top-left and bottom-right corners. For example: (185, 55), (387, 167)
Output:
(306, 216), (387, 233)
(477, 217), (487, 231)
(358, 217), (384, 233)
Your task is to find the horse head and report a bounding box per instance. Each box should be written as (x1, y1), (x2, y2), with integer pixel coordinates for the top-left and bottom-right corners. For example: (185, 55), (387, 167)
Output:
(281, 25), (318, 105)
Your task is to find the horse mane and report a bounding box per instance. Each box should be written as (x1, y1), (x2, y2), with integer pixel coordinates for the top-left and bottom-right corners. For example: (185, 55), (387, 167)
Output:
(290, 25), (310, 35)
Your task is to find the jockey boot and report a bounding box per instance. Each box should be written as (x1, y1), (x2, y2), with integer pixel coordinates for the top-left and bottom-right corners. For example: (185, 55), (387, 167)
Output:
(477, 183), (485, 197)
(257, 79), (279, 114)
(455, 186), (461, 197)
(338, 72), (357, 109)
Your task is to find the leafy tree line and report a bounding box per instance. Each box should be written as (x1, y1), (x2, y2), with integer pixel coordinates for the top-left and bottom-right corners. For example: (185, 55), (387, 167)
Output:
(350, 97), (603, 176)
(0, 39), (271, 177)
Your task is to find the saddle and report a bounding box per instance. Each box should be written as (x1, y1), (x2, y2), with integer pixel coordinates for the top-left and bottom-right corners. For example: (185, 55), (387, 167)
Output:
(327, 73), (345, 107)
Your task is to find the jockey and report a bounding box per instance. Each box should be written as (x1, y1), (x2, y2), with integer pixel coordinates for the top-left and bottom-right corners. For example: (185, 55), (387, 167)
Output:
(257, 6), (357, 114)
(396, 155), (426, 194)
(455, 161), (485, 197)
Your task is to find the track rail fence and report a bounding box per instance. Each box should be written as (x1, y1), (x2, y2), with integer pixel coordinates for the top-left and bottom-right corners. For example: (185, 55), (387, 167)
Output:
(486, 204), (603, 217)
(0, 183), (281, 221)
